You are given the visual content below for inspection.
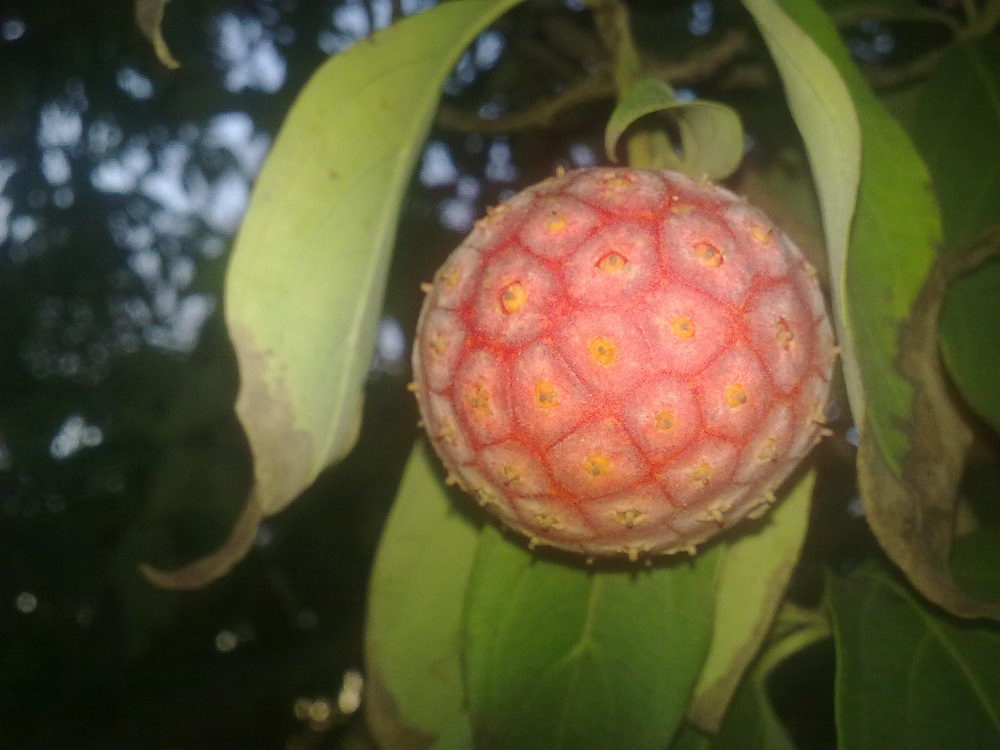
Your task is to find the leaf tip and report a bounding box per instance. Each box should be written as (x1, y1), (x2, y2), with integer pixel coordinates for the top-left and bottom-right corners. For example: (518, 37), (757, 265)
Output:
(138, 497), (265, 591)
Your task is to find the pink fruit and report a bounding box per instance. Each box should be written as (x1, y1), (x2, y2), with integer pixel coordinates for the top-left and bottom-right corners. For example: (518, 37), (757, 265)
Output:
(411, 167), (836, 560)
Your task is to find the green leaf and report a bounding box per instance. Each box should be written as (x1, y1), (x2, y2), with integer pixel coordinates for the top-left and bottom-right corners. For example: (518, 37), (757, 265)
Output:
(939, 256), (1000, 431)
(687, 469), (814, 732)
(465, 527), (721, 750)
(712, 661), (796, 750)
(143, 0), (525, 588)
(604, 78), (745, 180)
(951, 527), (1000, 602)
(895, 37), (1000, 431)
(743, 0), (1000, 621)
(365, 440), (482, 749)
(905, 38), (1000, 253)
(714, 602), (831, 750)
(828, 559), (1000, 750)
(428, 714), (474, 750)
(740, 0), (862, 422)
(669, 725), (713, 750)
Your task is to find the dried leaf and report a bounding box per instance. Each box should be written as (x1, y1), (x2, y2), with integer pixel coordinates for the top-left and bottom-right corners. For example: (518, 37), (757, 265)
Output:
(134, 0), (180, 70)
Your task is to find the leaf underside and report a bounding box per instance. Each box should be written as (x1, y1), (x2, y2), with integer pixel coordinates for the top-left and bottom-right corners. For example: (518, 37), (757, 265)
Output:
(365, 441), (481, 748)
(742, 0), (1000, 620)
(605, 78), (745, 180)
(141, 0), (527, 589)
(687, 469), (814, 732)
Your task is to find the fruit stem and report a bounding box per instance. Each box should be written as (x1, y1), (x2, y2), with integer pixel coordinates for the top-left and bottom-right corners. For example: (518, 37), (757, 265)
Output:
(593, 0), (681, 170)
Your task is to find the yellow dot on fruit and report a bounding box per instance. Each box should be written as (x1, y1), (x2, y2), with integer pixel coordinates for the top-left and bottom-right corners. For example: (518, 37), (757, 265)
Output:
(654, 409), (675, 431)
(500, 464), (522, 485)
(758, 437), (778, 462)
(588, 337), (617, 366)
(775, 317), (795, 350)
(751, 224), (772, 244)
(584, 454), (611, 478)
(467, 382), (492, 415)
(439, 265), (461, 287)
(427, 333), (447, 357)
(671, 202), (693, 215)
(602, 171), (634, 192)
(614, 508), (644, 527)
(535, 513), (563, 530)
(436, 421), (458, 445)
(689, 463), (712, 487)
(671, 316), (695, 339)
(725, 383), (748, 408)
(476, 488), (499, 507)
(535, 381), (558, 409)
(545, 212), (567, 233)
(500, 281), (526, 314)
(595, 250), (628, 273)
(694, 241), (724, 268)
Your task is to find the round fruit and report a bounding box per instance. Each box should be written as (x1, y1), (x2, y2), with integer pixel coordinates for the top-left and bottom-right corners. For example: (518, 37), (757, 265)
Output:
(411, 167), (836, 560)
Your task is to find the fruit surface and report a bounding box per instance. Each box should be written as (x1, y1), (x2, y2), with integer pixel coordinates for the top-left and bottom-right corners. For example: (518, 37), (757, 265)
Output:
(411, 167), (836, 560)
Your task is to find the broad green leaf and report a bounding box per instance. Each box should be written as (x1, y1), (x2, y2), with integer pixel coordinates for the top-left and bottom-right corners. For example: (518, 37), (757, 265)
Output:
(853, 226), (999, 619)
(675, 603), (829, 749)
(604, 78), (745, 180)
(951, 527), (1000, 602)
(144, 0), (525, 588)
(712, 662), (795, 750)
(428, 714), (474, 750)
(365, 440), (482, 750)
(465, 527), (721, 750)
(713, 602), (830, 750)
(895, 37), (1000, 431)
(669, 725), (713, 750)
(904, 38), (1000, 253)
(687, 469), (814, 732)
(741, 0), (862, 423)
(940, 256), (1000, 431)
(828, 557), (1000, 750)
(744, 0), (999, 620)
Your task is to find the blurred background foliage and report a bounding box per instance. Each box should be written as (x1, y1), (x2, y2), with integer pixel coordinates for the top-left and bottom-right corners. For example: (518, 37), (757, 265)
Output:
(0, 0), (993, 748)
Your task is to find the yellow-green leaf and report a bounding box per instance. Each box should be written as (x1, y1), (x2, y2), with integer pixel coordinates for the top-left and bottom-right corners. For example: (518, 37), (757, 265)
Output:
(741, 0), (999, 620)
(741, 0), (862, 423)
(687, 469), (814, 732)
(365, 440), (482, 748)
(142, 0), (525, 589)
(604, 78), (744, 180)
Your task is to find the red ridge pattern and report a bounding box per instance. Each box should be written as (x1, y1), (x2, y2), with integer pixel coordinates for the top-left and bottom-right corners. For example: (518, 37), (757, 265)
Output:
(412, 167), (836, 561)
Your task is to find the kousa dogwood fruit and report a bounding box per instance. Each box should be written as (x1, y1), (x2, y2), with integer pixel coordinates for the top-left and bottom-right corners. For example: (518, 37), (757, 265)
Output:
(411, 167), (836, 560)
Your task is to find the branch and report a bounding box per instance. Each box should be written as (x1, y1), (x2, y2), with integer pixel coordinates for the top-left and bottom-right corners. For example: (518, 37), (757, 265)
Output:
(436, 29), (749, 135)
(437, 74), (613, 134)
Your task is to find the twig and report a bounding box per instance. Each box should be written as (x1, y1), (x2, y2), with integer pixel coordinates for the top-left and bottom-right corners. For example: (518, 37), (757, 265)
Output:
(828, 4), (963, 35)
(437, 73), (613, 134)
(859, 46), (947, 89)
(436, 29), (749, 135)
